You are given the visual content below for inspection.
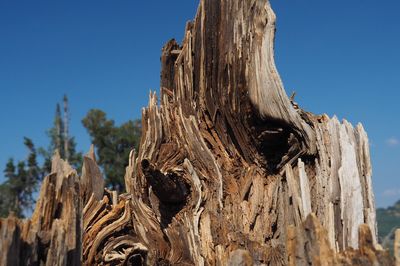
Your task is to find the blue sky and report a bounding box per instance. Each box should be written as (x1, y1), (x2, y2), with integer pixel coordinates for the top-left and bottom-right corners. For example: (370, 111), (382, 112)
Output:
(0, 0), (399, 207)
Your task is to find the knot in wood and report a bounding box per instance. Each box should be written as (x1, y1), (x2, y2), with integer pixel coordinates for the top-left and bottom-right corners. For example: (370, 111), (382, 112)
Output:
(141, 159), (188, 204)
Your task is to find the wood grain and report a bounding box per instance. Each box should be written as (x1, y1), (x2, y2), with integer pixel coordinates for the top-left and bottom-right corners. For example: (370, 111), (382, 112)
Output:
(0, 0), (395, 265)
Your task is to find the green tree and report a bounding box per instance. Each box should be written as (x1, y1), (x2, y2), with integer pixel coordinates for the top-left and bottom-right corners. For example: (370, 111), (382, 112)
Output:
(40, 96), (82, 175)
(82, 109), (141, 191)
(377, 199), (400, 254)
(0, 159), (17, 217)
(0, 138), (41, 218)
(0, 95), (82, 218)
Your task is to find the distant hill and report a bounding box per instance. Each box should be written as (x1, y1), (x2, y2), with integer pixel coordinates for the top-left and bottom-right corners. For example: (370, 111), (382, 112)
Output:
(377, 200), (400, 252)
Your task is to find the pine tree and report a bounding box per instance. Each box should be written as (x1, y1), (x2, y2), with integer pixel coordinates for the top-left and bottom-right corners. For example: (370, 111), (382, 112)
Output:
(82, 109), (141, 191)
(0, 139), (41, 218)
(0, 159), (17, 217)
(23, 137), (41, 210)
(40, 96), (82, 175)
(63, 95), (70, 161)
(0, 95), (82, 218)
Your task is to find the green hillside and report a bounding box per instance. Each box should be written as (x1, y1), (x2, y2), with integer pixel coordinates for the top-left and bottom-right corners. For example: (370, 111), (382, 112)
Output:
(377, 200), (400, 252)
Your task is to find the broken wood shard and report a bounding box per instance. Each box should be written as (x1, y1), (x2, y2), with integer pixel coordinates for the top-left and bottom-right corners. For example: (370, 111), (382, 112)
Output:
(0, 0), (395, 265)
(81, 145), (105, 205)
(287, 215), (394, 266)
(0, 154), (81, 266)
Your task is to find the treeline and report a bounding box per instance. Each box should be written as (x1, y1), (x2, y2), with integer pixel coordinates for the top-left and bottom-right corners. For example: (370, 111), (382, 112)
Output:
(377, 200), (400, 254)
(0, 95), (141, 218)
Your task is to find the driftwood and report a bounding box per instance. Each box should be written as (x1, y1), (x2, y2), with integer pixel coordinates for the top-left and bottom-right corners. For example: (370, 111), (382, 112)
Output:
(0, 0), (397, 265)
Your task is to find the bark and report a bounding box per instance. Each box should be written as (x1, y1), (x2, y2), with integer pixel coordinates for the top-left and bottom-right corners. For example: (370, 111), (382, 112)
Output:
(0, 0), (396, 265)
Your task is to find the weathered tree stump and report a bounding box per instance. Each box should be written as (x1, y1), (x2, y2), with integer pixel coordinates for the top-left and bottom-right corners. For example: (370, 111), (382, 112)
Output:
(0, 152), (82, 266)
(0, 0), (396, 265)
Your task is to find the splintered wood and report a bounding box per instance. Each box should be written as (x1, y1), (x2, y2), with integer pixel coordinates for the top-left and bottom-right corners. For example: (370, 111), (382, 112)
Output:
(0, 152), (81, 266)
(0, 0), (396, 265)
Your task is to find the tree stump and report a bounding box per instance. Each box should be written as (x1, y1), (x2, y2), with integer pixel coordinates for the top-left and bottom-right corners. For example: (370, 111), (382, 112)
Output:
(0, 0), (395, 265)
(0, 152), (82, 266)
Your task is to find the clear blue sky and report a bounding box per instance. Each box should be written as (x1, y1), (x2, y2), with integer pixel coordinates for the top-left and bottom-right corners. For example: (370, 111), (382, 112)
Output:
(0, 0), (399, 207)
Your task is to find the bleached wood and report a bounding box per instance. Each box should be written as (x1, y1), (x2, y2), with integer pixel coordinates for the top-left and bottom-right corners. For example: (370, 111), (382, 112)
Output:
(81, 145), (104, 204)
(298, 159), (312, 218)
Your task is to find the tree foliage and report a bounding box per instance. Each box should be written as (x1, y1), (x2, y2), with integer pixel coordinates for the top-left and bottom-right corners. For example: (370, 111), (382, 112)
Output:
(0, 95), (82, 218)
(0, 138), (41, 218)
(39, 96), (82, 175)
(82, 109), (141, 191)
(377, 199), (400, 254)
(0, 96), (141, 217)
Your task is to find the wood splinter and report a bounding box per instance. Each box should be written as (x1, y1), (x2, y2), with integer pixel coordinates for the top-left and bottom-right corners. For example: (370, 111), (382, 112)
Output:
(170, 49), (182, 55)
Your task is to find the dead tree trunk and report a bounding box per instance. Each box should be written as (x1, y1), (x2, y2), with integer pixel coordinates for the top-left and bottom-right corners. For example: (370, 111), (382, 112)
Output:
(0, 0), (396, 265)
(0, 152), (82, 266)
